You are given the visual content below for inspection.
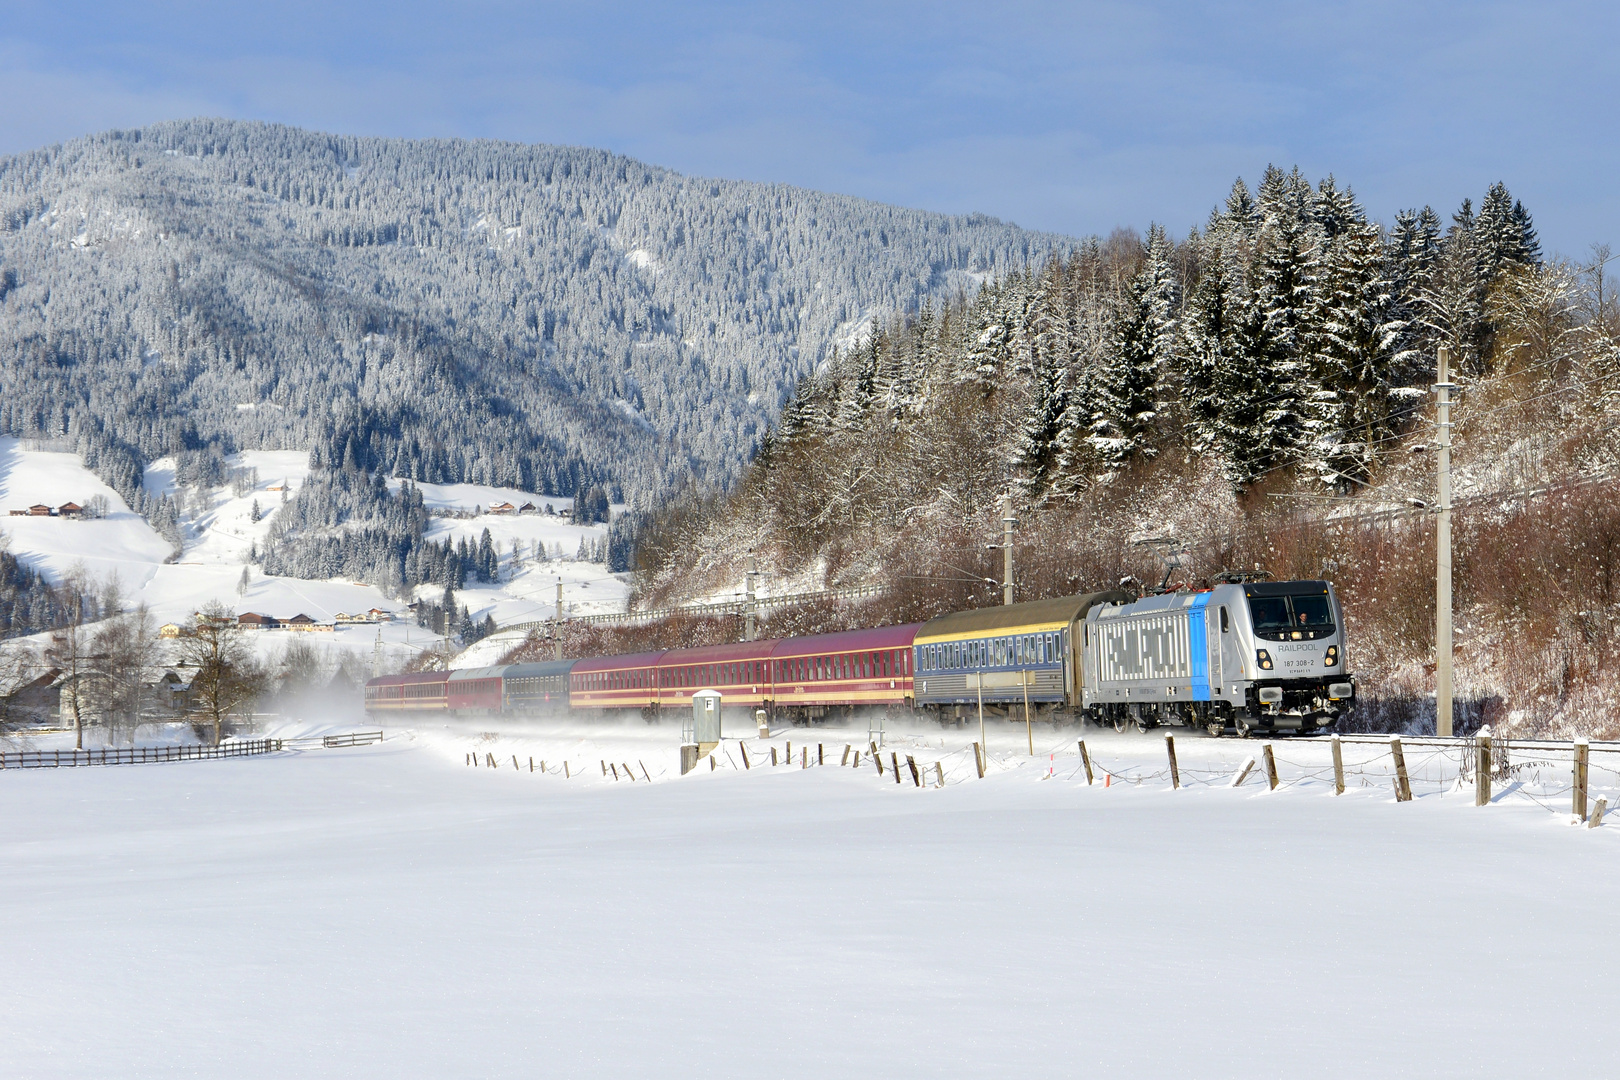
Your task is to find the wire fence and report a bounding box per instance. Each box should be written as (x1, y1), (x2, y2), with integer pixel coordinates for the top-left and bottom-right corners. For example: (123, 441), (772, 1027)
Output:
(454, 729), (1620, 823)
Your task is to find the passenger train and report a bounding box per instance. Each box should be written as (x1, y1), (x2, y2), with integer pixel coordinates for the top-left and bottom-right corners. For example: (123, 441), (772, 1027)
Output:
(365, 578), (1355, 736)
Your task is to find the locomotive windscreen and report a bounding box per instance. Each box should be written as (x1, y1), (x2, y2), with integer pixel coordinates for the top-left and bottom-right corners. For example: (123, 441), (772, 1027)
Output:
(1248, 591), (1335, 641)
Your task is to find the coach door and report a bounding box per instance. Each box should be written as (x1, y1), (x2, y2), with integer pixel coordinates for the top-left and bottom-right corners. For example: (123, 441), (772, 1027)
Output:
(1205, 604), (1223, 694)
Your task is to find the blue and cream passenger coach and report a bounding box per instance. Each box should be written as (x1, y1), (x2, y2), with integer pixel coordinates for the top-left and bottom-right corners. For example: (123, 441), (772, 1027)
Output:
(912, 591), (1128, 718)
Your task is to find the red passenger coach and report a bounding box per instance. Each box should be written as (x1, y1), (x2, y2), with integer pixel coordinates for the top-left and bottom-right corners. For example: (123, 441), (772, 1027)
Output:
(448, 667), (506, 713)
(658, 639), (780, 712)
(770, 624), (921, 721)
(569, 651), (667, 713)
(364, 670), (450, 714)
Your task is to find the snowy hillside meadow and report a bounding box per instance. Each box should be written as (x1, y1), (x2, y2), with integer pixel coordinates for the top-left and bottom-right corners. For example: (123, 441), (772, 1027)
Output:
(0, 437), (625, 679)
(1, 718), (1617, 1078)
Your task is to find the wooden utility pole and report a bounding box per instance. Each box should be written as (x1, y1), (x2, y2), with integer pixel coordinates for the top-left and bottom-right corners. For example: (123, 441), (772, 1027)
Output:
(1435, 345), (1455, 737)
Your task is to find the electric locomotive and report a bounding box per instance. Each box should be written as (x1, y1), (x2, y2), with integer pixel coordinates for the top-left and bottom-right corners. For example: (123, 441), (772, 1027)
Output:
(1080, 578), (1354, 736)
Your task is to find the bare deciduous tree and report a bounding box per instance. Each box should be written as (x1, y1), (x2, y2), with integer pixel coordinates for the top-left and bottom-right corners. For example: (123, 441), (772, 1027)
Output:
(89, 605), (159, 744)
(177, 602), (267, 746)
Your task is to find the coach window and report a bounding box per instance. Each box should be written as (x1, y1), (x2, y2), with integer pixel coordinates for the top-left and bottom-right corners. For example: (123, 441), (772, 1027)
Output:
(1220, 606), (1230, 633)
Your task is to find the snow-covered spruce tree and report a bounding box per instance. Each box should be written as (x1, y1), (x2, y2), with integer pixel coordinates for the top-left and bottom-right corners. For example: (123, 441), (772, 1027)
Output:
(1475, 181), (1541, 280)
(958, 273), (1032, 392)
(1179, 215), (1250, 463)
(1387, 207), (1446, 374)
(837, 322), (884, 430)
(1012, 354), (1070, 494)
(1431, 198), (1489, 375)
(1087, 224), (1177, 465)
(1304, 186), (1404, 486)
(1228, 165), (1322, 483)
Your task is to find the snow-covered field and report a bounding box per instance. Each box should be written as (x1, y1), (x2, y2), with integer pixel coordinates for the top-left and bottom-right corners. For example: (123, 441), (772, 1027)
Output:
(2, 720), (1617, 1078)
(0, 438), (628, 670)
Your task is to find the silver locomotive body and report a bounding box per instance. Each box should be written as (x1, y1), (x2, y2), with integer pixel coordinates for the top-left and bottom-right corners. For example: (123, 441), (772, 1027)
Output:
(1080, 579), (1354, 736)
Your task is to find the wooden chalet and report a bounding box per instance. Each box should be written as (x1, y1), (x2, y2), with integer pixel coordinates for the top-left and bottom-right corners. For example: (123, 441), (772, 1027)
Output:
(238, 612), (279, 629)
(57, 502), (83, 518)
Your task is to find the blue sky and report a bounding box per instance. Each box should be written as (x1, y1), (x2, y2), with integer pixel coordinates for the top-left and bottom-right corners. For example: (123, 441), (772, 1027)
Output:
(2, 1), (1613, 258)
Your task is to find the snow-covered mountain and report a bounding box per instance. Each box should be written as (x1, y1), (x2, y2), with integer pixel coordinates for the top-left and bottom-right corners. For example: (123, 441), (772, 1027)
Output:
(0, 119), (1074, 511)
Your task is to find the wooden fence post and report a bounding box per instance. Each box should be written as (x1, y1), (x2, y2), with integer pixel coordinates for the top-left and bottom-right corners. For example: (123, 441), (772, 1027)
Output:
(842, 744), (851, 766)
(623, 763), (635, 781)
(1475, 732), (1492, 806)
(853, 750), (861, 767)
(610, 763), (619, 780)
(1574, 739), (1590, 823)
(1231, 756), (1256, 788)
(1591, 795), (1607, 829)
(874, 752), (884, 776)
(818, 744), (824, 766)
(513, 755), (519, 770)
(640, 761), (651, 782)
(540, 760), (546, 773)
(1078, 740), (1093, 785)
(906, 756), (921, 787)
(1165, 734), (1180, 790)
(1331, 735), (1345, 796)
(801, 748), (808, 769)
(973, 742), (985, 779)
(528, 756), (534, 772)
(934, 762), (945, 788)
(564, 762), (570, 778)
(770, 747), (778, 766)
(601, 760), (607, 775)
(870, 740), (880, 760)
(1262, 744), (1279, 791)
(786, 741), (792, 761)
(740, 744), (751, 770)
(891, 753), (902, 784)
(1390, 737), (1412, 802)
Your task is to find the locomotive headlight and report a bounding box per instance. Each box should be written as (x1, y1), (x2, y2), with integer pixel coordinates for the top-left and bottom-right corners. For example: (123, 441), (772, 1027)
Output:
(1324, 645), (1339, 667)
(1256, 649), (1273, 670)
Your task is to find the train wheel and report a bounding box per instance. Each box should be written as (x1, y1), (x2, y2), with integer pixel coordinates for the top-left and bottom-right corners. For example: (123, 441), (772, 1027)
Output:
(1206, 721), (1224, 738)
(1133, 716), (1152, 735)
(1235, 717), (1253, 738)
(1111, 712), (1126, 734)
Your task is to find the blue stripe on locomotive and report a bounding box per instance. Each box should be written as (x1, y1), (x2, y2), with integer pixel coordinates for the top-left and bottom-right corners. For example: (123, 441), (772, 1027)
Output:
(1188, 593), (1211, 702)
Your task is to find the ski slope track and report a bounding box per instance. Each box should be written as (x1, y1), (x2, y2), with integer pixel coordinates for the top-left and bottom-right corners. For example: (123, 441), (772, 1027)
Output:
(0, 721), (1614, 1078)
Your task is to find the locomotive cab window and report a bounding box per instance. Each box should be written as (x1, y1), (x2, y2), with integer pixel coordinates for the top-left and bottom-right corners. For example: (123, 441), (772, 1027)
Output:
(1249, 593), (1336, 641)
